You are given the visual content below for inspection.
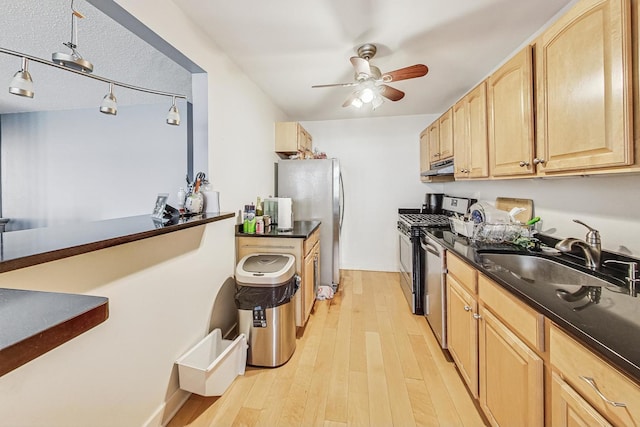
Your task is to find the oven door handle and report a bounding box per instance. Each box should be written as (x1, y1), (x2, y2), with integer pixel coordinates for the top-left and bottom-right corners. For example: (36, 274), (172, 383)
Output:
(421, 241), (440, 256)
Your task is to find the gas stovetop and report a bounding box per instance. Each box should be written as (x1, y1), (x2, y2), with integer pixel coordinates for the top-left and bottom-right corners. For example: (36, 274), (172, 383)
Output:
(398, 213), (451, 228)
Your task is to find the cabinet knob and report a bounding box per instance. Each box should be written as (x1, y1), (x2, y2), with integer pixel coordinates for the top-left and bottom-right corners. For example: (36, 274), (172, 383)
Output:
(463, 305), (472, 312)
(519, 161), (530, 167)
(580, 376), (627, 407)
(533, 158), (546, 165)
(473, 313), (482, 320)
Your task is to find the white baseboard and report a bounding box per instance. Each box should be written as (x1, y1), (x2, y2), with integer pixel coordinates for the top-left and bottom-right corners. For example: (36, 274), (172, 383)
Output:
(142, 388), (191, 427)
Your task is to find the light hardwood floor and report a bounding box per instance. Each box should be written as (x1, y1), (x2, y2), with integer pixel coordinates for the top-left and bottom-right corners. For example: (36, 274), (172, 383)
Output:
(168, 270), (487, 427)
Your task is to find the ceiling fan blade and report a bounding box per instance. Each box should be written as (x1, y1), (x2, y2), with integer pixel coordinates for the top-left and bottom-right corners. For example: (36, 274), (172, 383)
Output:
(312, 82), (358, 88)
(382, 64), (429, 82)
(350, 57), (371, 76)
(379, 84), (405, 101)
(342, 92), (360, 108)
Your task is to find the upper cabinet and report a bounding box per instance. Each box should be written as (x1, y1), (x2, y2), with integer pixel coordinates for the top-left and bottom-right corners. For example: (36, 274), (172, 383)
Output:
(419, 128), (431, 182)
(437, 108), (454, 162)
(275, 122), (313, 157)
(535, 0), (633, 174)
(488, 47), (535, 177)
(417, 0), (638, 182)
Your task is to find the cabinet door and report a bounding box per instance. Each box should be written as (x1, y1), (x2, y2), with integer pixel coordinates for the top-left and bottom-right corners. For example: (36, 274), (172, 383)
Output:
(453, 99), (468, 179)
(466, 82), (489, 178)
(536, 0), (632, 173)
(551, 372), (613, 427)
(479, 308), (544, 427)
(420, 128), (431, 179)
(428, 121), (440, 163)
(488, 47), (535, 177)
(439, 108), (454, 160)
(303, 248), (315, 323)
(447, 274), (479, 397)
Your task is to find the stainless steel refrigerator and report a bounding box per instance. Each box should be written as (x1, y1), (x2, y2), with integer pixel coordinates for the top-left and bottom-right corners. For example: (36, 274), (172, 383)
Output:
(276, 159), (343, 289)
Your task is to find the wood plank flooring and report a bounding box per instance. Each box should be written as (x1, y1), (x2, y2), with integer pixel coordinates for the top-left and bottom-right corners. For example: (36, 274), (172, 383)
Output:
(168, 270), (487, 427)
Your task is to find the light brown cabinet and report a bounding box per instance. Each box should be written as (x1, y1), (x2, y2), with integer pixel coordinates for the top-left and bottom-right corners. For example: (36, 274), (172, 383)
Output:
(488, 46), (535, 177)
(550, 323), (640, 426)
(426, 109), (454, 166)
(419, 128), (431, 182)
(535, 0), (633, 174)
(275, 122), (313, 156)
(453, 84), (489, 179)
(446, 268), (479, 398)
(236, 226), (320, 328)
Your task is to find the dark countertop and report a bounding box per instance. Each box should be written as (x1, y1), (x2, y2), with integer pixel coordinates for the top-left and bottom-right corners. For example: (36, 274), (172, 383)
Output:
(426, 229), (640, 383)
(236, 220), (321, 239)
(0, 288), (109, 377)
(0, 212), (234, 273)
(0, 211), (234, 377)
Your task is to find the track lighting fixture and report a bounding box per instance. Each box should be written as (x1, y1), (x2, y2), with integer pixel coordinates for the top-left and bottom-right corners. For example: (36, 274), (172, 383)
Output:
(52, 0), (94, 73)
(2, 47), (187, 126)
(166, 96), (180, 126)
(9, 57), (34, 98)
(99, 82), (117, 115)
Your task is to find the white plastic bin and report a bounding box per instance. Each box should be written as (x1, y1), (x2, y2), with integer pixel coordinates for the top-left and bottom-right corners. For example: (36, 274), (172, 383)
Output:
(176, 329), (247, 396)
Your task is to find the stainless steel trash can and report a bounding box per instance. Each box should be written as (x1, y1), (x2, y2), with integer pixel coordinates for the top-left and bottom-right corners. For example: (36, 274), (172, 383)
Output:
(235, 253), (298, 367)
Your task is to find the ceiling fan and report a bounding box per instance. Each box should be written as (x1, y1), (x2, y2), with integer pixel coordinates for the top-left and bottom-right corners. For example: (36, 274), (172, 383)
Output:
(312, 43), (428, 110)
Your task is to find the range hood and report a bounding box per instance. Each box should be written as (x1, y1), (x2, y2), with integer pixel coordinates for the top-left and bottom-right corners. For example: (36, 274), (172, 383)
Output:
(421, 158), (455, 177)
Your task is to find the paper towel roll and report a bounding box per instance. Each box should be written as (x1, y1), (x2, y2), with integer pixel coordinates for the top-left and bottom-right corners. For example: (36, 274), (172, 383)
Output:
(202, 190), (220, 213)
(277, 198), (293, 231)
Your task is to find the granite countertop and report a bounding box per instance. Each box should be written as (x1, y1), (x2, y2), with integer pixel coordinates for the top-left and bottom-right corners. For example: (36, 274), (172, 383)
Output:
(236, 220), (321, 239)
(0, 212), (234, 377)
(427, 229), (640, 383)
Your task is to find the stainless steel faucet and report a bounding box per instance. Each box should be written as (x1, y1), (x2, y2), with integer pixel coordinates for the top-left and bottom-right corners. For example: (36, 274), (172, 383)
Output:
(555, 219), (601, 270)
(604, 260), (639, 297)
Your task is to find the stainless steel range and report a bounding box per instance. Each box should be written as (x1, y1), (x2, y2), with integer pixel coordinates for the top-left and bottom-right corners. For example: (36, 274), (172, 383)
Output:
(397, 212), (450, 315)
(397, 196), (473, 337)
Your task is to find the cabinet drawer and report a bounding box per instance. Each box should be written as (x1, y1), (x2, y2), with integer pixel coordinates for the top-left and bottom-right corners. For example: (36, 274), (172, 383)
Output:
(447, 252), (477, 294)
(304, 229), (319, 256)
(478, 274), (544, 352)
(550, 325), (640, 426)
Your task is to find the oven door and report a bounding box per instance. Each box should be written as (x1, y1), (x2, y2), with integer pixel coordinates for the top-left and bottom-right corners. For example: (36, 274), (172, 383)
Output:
(398, 230), (422, 314)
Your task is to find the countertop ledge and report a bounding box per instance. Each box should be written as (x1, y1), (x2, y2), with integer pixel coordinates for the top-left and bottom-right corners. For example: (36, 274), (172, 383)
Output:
(0, 212), (235, 274)
(0, 288), (109, 377)
(0, 212), (234, 377)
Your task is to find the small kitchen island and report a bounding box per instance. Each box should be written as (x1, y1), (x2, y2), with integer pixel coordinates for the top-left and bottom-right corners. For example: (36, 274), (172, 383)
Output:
(236, 221), (321, 329)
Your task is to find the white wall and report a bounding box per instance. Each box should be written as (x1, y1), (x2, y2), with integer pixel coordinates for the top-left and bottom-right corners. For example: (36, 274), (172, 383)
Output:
(302, 115), (441, 271)
(0, 0), (287, 425)
(443, 174), (640, 256)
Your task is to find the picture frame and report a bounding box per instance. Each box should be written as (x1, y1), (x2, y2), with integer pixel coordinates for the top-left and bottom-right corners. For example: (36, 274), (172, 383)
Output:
(151, 193), (169, 219)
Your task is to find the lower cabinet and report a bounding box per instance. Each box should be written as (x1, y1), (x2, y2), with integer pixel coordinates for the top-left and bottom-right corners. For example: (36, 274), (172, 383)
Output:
(550, 324), (640, 426)
(479, 307), (544, 427)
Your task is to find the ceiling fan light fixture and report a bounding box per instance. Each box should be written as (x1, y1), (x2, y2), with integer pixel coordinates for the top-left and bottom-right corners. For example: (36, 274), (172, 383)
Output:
(360, 87), (374, 103)
(9, 57), (34, 98)
(372, 95), (384, 110)
(351, 97), (364, 108)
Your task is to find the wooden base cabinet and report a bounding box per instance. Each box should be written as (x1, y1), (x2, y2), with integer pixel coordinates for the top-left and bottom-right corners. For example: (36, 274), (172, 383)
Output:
(446, 274), (479, 398)
(550, 324), (640, 426)
(478, 308), (544, 427)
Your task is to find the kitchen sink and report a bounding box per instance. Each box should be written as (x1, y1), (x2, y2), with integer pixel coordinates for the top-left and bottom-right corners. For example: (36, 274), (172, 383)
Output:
(478, 253), (625, 290)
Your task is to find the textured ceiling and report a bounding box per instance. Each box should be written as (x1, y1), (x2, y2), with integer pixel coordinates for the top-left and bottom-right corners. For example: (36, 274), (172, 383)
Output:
(173, 0), (575, 121)
(0, 0), (192, 115)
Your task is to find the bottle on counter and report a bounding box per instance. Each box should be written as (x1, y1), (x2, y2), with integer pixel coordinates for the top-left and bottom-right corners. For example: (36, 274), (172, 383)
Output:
(177, 187), (186, 214)
(256, 197), (263, 216)
(184, 179), (204, 214)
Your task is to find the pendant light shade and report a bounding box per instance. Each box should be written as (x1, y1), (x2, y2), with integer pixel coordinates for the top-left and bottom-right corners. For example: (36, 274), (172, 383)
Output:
(166, 97), (180, 126)
(9, 57), (34, 98)
(99, 83), (117, 115)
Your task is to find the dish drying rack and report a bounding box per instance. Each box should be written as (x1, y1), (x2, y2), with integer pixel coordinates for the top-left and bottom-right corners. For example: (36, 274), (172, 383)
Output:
(450, 217), (535, 243)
